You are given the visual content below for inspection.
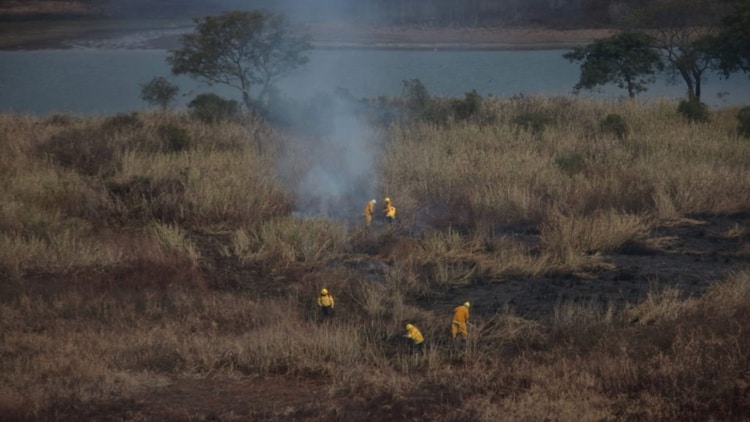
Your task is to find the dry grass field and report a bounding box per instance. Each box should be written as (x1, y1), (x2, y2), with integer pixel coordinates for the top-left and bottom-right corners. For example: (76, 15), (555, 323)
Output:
(1, 95), (749, 421)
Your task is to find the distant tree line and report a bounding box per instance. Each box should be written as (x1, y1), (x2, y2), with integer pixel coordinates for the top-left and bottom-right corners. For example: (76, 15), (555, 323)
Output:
(564, 0), (750, 124)
(137, 3), (750, 131)
(8, 0), (745, 29)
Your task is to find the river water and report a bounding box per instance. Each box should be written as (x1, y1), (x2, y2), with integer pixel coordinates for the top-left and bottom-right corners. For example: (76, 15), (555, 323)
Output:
(1, 47), (749, 115)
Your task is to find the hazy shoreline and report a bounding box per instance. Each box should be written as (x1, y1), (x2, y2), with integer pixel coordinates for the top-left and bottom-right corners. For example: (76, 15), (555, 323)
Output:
(0, 20), (612, 51)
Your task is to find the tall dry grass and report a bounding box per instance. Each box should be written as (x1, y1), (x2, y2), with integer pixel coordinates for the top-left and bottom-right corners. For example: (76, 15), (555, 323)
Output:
(3, 272), (748, 420)
(1, 97), (749, 420)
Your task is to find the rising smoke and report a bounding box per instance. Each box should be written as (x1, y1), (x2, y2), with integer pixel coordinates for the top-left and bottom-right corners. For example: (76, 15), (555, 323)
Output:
(277, 94), (382, 222)
(252, 1), (385, 222)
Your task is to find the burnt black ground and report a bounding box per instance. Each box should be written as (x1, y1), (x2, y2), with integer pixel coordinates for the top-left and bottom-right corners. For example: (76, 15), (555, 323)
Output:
(430, 213), (750, 322)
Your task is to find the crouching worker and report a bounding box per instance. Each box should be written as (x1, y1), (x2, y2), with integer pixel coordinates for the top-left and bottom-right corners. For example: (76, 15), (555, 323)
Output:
(404, 323), (425, 353)
(318, 288), (335, 319)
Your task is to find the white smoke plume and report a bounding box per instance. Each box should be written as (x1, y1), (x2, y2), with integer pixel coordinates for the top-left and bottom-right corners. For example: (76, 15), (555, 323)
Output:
(280, 97), (381, 222)
(196, 1), (386, 223)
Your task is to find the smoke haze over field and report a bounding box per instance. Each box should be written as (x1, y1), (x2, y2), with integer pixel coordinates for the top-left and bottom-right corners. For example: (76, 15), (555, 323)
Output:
(282, 101), (380, 221)
(260, 0), (384, 222)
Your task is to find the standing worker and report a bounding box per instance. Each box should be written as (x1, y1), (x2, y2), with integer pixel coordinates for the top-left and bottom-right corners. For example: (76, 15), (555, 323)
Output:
(318, 288), (335, 318)
(451, 301), (470, 339)
(404, 323), (425, 353)
(383, 197), (396, 223)
(363, 199), (376, 226)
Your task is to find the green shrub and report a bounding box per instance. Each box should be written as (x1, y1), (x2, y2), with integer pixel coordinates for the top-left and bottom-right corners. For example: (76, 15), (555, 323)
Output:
(101, 112), (142, 133)
(677, 98), (709, 123)
(415, 99), (449, 126)
(39, 128), (121, 177)
(451, 89), (482, 121)
(157, 124), (192, 152)
(44, 114), (75, 126)
(402, 78), (430, 120)
(513, 112), (550, 135)
(140, 76), (180, 110)
(555, 153), (588, 176)
(599, 113), (628, 140)
(737, 106), (750, 139)
(188, 93), (240, 123)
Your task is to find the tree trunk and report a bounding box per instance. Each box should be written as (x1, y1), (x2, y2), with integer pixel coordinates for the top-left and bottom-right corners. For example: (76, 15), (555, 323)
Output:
(242, 91), (252, 110)
(692, 69), (702, 100)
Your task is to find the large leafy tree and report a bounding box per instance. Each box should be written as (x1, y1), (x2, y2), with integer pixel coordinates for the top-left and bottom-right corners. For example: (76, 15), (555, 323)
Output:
(167, 10), (311, 109)
(715, 0), (750, 79)
(564, 31), (663, 98)
(628, 0), (729, 101)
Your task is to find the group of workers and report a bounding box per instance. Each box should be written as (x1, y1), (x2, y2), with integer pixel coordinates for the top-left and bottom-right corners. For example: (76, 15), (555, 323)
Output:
(318, 196), (468, 352)
(317, 288), (471, 351)
(364, 197), (396, 226)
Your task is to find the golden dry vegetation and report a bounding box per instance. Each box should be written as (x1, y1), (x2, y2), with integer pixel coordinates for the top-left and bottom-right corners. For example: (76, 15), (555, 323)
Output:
(1, 96), (749, 421)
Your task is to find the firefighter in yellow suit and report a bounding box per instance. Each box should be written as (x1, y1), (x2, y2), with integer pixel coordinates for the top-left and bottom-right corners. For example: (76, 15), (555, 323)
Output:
(383, 197), (396, 223)
(363, 199), (376, 226)
(404, 323), (424, 352)
(451, 302), (470, 338)
(318, 288), (335, 318)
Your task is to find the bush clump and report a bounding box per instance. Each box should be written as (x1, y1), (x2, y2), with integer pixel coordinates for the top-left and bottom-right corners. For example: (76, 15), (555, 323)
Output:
(157, 124), (192, 152)
(513, 112), (550, 136)
(101, 112), (142, 133)
(555, 153), (588, 176)
(737, 106), (750, 139)
(402, 78), (430, 121)
(140, 76), (179, 111)
(451, 89), (483, 121)
(677, 98), (709, 123)
(599, 113), (628, 140)
(188, 93), (240, 124)
(39, 128), (121, 177)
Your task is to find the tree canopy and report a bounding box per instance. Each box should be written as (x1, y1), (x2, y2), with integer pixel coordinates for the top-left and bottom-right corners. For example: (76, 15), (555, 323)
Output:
(139, 76), (179, 111)
(625, 0), (729, 101)
(166, 10), (311, 109)
(715, 0), (750, 79)
(564, 31), (663, 98)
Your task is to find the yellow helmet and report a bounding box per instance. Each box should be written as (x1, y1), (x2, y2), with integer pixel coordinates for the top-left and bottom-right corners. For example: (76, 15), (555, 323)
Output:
(464, 301), (471, 308)
(405, 323), (414, 330)
(385, 197), (391, 202)
(321, 288), (328, 295)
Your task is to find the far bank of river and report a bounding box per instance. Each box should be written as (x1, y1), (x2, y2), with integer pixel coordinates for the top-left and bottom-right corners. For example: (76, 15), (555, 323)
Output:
(0, 19), (611, 51)
(1, 46), (749, 116)
(0, 21), (748, 115)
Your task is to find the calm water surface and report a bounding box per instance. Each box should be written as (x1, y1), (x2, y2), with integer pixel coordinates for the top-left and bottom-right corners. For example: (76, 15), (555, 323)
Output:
(1, 48), (749, 115)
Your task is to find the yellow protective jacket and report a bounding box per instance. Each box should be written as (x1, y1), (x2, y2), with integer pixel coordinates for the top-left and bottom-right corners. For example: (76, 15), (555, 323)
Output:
(385, 205), (396, 219)
(453, 305), (469, 324)
(364, 201), (375, 218)
(318, 293), (334, 308)
(405, 326), (424, 344)
(364, 200), (375, 225)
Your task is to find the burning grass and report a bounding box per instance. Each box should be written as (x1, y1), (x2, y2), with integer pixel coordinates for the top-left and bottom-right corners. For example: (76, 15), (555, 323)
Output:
(1, 96), (749, 420)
